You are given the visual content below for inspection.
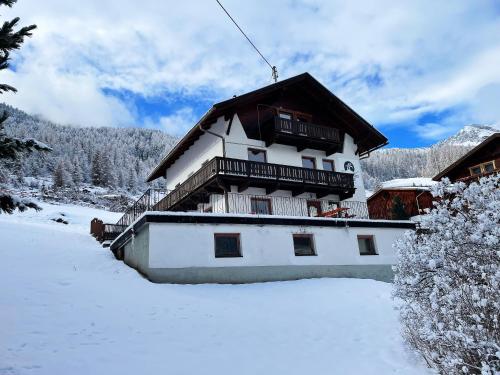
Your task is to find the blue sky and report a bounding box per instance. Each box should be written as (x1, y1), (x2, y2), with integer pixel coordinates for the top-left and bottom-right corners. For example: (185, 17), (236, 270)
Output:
(3, 0), (500, 148)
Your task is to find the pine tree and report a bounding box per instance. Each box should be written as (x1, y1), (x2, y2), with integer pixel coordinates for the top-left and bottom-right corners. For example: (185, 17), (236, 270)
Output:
(0, 0), (49, 214)
(71, 157), (83, 187)
(53, 161), (64, 188)
(91, 151), (102, 186)
(391, 195), (409, 220)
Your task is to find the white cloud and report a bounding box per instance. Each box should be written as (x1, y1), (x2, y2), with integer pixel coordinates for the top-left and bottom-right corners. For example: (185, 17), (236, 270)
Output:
(0, 0), (498, 135)
(144, 108), (198, 137)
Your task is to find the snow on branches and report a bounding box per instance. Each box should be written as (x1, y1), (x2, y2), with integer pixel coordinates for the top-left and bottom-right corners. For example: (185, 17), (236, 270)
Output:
(393, 174), (500, 374)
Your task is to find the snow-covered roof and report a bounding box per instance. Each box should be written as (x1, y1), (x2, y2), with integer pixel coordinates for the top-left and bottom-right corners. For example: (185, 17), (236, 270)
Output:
(366, 178), (437, 199)
(380, 177), (437, 190)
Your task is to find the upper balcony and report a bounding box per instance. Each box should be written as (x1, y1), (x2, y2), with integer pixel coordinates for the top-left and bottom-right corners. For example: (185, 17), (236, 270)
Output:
(154, 156), (355, 212)
(263, 116), (343, 155)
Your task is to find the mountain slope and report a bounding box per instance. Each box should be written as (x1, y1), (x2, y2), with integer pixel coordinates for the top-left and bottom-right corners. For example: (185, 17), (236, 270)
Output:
(1, 103), (178, 193)
(361, 124), (498, 189)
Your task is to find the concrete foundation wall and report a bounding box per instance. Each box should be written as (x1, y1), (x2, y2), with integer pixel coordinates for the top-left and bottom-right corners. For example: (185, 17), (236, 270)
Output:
(120, 220), (408, 284)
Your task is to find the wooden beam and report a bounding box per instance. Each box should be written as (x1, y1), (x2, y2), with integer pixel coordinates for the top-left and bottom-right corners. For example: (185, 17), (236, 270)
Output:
(292, 187), (305, 197)
(237, 180), (251, 193)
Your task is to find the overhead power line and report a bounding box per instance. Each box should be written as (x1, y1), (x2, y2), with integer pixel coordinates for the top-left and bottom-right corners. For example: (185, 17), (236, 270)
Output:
(215, 0), (278, 83)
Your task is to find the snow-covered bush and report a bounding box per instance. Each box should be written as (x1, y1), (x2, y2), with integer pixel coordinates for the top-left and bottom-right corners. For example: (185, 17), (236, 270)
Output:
(393, 174), (500, 374)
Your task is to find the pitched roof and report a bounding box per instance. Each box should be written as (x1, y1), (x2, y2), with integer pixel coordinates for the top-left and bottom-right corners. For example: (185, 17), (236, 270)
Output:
(432, 132), (500, 181)
(147, 72), (388, 182)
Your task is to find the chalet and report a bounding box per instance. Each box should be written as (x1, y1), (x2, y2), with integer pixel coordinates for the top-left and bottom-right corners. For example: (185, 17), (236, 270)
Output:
(97, 73), (415, 284)
(433, 133), (500, 183)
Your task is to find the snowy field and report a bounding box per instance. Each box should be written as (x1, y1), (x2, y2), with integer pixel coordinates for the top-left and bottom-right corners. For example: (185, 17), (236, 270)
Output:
(0, 202), (431, 375)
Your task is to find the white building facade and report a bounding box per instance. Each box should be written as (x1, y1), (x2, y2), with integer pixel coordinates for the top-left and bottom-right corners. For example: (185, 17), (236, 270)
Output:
(108, 73), (410, 284)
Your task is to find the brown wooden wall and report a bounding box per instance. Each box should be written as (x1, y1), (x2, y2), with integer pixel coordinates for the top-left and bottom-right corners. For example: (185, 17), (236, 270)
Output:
(368, 189), (434, 220)
(445, 139), (500, 182)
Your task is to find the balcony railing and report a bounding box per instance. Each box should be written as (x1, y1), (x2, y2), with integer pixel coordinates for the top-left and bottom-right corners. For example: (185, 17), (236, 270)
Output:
(274, 116), (341, 143)
(153, 156), (355, 212)
(199, 193), (369, 219)
(116, 188), (169, 228)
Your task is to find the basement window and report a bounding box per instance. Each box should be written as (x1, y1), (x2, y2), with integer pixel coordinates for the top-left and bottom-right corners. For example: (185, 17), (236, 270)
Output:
(293, 234), (316, 256)
(214, 234), (241, 258)
(357, 235), (377, 255)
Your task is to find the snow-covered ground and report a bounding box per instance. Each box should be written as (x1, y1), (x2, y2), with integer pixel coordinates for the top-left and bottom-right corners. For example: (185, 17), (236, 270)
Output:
(0, 202), (431, 375)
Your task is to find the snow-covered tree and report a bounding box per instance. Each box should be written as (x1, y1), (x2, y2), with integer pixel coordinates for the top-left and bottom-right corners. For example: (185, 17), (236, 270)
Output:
(0, 0), (50, 214)
(393, 174), (500, 374)
(53, 160), (72, 188)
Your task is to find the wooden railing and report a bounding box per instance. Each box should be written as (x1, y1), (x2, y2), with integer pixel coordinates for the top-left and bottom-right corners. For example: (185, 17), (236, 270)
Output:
(153, 158), (219, 212)
(274, 117), (341, 143)
(153, 157), (354, 212)
(217, 157), (353, 187)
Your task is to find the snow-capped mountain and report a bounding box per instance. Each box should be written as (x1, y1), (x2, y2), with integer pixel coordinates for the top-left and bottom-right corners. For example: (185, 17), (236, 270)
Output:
(437, 124), (499, 147)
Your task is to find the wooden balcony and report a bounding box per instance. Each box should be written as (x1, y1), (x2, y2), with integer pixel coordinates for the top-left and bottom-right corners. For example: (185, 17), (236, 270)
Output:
(154, 157), (355, 212)
(263, 116), (343, 155)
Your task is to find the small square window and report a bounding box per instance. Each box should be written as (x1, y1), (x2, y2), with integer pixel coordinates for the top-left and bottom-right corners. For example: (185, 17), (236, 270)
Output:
(470, 166), (482, 176)
(322, 159), (335, 171)
(293, 234), (316, 256)
(483, 162), (494, 173)
(250, 197), (272, 215)
(357, 235), (377, 255)
(302, 156), (316, 169)
(214, 234), (241, 258)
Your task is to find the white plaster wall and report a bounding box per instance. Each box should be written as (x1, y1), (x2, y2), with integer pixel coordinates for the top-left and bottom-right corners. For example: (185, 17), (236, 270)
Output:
(164, 117), (226, 190)
(148, 222), (405, 269)
(165, 114), (366, 201)
(223, 115), (366, 201)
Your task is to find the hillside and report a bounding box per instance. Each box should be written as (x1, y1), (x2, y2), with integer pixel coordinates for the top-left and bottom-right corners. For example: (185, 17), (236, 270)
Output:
(0, 201), (430, 375)
(0, 103), (178, 194)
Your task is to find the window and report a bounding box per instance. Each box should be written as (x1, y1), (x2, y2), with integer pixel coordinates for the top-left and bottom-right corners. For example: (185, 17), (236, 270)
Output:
(250, 197), (272, 215)
(214, 234), (241, 258)
(306, 200), (322, 217)
(322, 159), (335, 171)
(293, 234), (316, 256)
(357, 235), (377, 255)
(279, 111), (293, 120)
(302, 156), (316, 169)
(470, 166), (482, 175)
(484, 162), (495, 173)
(469, 160), (496, 176)
(248, 148), (267, 163)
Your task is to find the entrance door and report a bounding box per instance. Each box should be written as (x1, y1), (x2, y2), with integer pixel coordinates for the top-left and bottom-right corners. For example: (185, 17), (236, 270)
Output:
(307, 200), (322, 217)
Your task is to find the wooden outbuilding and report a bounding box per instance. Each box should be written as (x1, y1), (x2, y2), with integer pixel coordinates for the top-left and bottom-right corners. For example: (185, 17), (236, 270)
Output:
(367, 188), (434, 220)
